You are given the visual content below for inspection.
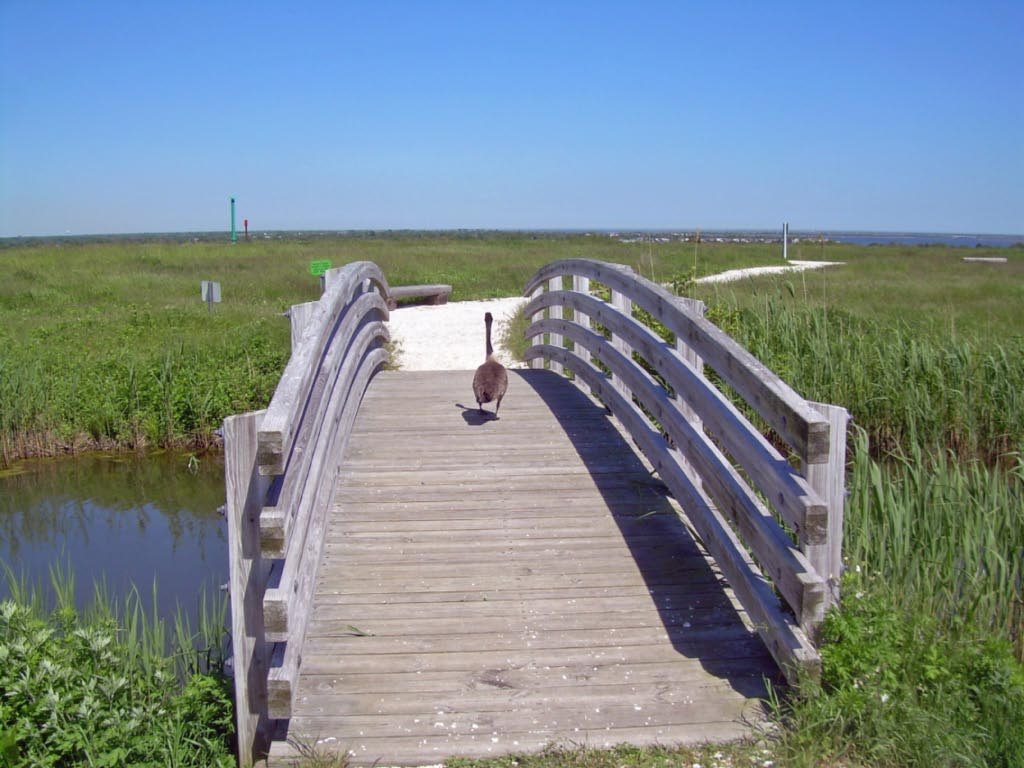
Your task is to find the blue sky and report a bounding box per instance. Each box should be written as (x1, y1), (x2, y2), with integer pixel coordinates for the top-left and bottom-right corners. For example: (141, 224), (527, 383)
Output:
(1, 1), (1021, 236)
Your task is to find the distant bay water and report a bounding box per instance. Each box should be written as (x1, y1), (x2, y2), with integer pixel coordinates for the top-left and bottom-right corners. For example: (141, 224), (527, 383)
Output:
(2, 229), (1021, 247)
(821, 231), (1022, 248)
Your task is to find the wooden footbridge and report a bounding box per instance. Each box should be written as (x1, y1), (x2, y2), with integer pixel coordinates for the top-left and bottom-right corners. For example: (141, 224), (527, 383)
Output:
(224, 260), (848, 766)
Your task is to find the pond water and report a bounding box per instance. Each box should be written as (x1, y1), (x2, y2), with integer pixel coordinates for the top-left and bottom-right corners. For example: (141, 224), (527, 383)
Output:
(0, 452), (228, 626)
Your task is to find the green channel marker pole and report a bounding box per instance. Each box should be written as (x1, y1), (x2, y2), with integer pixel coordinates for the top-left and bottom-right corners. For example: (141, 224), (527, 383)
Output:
(230, 197), (237, 243)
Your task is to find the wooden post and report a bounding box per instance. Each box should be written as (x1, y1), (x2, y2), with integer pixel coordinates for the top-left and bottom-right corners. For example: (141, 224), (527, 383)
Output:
(288, 301), (319, 353)
(674, 297), (706, 488)
(805, 402), (849, 611)
(224, 410), (273, 767)
(548, 275), (563, 375)
(572, 275), (591, 333)
(610, 289), (632, 399)
(573, 275), (594, 395)
(530, 284), (545, 370)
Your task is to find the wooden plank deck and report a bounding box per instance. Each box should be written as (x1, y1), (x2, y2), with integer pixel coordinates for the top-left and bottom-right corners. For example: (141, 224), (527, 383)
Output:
(269, 369), (778, 766)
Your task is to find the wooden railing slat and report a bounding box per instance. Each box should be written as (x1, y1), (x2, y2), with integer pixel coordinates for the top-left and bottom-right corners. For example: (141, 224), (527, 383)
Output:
(265, 347), (389, 717)
(522, 259), (848, 678)
(523, 291), (827, 544)
(524, 259), (830, 465)
(525, 324), (826, 629)
(226, 261), (393, 760)
(263, 333), (388, 636)
(258, 262), (388, 475)
(525, 345), (821, 678)
(259, 294), (389, 558)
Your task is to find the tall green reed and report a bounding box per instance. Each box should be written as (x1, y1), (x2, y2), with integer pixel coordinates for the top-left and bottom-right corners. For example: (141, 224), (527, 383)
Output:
(844, 428), (1024, 659)
(1, 565), (233, 766)
(723, 297), (1023, 463)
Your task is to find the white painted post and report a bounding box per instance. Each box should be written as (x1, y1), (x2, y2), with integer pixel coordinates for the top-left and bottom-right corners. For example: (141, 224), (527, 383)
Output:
(530, 284), (545, 370)
(610, 289), (632, 399)
(548, 275), (563, 375)
(572, 275), (593, 393)
(573, 275), (591, 333)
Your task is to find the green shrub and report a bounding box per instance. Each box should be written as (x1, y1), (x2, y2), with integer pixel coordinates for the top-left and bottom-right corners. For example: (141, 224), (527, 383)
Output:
(0, 591), (233, 767)
(777, 575), (1024, 768)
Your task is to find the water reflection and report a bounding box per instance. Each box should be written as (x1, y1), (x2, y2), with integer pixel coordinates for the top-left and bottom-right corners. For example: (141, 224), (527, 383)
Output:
(0, 452), (227, 624)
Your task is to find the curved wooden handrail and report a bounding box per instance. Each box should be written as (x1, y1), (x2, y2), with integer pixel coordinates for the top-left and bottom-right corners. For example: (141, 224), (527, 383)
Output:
(258, 262), (390, 475)
(524, 259), (831, 464)
(522, 259), (848, 680)
(224, 261), (392, 763)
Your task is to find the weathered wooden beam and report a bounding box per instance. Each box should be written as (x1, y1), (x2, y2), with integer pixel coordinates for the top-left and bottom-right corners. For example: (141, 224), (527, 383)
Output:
(265, 373), (388, 717)
(286, 301), (319, 353)
(524, 259), (830, 464)
(525, 325), (826, 631)
(523, 292), (827, 544)
(258, 262), (389, 476)
(258, 304), (389, 559)
(223, 410), (273, 767)
(263, 342), (389, 636)
(385, 283), (453, 309)
(805, 401), (850, 615)
(524, 345), (821, 681)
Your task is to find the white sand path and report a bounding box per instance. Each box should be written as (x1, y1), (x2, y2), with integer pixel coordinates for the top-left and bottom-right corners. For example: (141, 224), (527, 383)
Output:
(694, 259), (841, 284)
(387, 297), (529, 371)
(386, 261), (842, 370)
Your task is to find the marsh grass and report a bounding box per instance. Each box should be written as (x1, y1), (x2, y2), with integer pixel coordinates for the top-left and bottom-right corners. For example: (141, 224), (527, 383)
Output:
(0, 233), (785, 465)
(844, 430), (1024, 659)
(716, 297), (1024, 464)
(0, 564), (233, 766)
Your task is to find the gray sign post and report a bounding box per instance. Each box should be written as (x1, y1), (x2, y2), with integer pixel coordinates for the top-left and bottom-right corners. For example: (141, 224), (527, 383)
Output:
(201, 280), (222, 313)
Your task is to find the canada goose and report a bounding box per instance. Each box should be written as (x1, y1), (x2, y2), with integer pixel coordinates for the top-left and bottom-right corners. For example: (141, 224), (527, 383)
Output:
(472, 312), (508, 417)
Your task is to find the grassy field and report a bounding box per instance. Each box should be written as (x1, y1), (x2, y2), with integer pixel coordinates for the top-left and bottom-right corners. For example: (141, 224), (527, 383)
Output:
(3, 233), (1020, 466)
(3, 233), (1023, 766)
(0, 232), (789, 465)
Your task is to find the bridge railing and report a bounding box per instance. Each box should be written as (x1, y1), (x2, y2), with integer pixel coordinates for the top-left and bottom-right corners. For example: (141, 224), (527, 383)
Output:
(223, 261), (391, 765)
(523, 259), (848, 679)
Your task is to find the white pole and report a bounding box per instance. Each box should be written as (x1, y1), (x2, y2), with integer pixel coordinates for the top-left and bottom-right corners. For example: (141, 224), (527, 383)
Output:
(783, 222), (789, 260)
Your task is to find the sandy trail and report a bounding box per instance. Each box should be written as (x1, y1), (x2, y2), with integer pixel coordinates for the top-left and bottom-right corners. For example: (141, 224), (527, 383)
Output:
(387, 297), (529, 371)
(387, 261), (841, 370)
(694, 259), (839, 284)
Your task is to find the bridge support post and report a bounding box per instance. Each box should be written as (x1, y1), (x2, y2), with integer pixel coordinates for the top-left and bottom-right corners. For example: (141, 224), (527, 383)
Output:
(286, 302), (319, 353)
(805, 402), (850, 612)
(224, 410), (273, 767)
(674, 297), (706, 489)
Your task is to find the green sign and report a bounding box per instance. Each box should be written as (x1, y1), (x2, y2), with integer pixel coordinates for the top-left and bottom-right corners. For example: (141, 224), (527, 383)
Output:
(309, 259), (332, 277)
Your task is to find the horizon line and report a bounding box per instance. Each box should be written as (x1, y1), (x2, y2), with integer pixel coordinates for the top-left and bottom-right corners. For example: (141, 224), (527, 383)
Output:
(4, 226), (1023, 241)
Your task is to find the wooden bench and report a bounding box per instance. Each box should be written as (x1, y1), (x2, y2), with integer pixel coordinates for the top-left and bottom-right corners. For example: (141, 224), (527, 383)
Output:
(385, 284), (452, 309)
